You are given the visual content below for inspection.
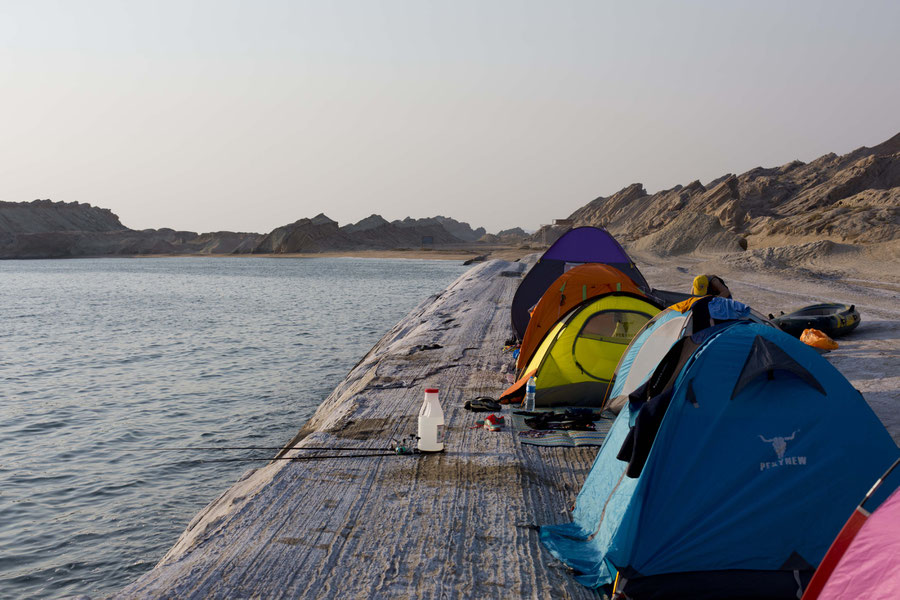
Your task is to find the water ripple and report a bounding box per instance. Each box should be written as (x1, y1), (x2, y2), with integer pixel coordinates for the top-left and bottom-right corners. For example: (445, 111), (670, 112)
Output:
(0, 256), (465, 599)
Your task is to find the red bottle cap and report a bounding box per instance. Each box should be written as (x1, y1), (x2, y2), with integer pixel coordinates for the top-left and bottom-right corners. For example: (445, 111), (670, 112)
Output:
(425, 388), (439, 393)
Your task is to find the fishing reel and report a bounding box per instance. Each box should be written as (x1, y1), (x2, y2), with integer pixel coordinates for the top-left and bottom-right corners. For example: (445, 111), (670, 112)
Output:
(392, 434), (420, 455)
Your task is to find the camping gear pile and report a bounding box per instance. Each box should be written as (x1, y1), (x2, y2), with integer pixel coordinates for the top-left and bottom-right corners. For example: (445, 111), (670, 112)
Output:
(503, 227), (898, 599)
(517, 408), (603, 431)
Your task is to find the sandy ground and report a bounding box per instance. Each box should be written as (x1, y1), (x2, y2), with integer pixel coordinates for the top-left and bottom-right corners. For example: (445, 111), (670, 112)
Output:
(630, 246), (900, 442)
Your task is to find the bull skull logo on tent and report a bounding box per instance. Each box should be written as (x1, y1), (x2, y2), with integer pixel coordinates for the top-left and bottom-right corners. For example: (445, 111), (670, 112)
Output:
(759, 430), (799, 460)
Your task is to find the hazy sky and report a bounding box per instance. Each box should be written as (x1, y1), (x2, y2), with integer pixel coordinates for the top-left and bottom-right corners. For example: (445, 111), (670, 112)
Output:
(1, 1), (898, 234)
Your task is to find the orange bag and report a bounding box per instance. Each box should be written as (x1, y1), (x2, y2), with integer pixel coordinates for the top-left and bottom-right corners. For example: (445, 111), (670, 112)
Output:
(800, 328), (839, 351)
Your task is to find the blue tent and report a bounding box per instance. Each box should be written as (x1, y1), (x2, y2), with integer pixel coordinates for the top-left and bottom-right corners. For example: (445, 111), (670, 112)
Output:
(511, 227), (651, 339)
(603, 296), (765, 414)
(541, 321), (898, 599)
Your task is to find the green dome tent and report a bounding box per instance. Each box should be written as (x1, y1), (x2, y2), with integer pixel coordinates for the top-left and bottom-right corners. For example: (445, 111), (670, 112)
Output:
(503, 293), (661, 407)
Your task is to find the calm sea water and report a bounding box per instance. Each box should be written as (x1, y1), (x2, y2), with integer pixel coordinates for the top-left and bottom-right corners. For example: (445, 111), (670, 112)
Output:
(0, 257), (466, 600)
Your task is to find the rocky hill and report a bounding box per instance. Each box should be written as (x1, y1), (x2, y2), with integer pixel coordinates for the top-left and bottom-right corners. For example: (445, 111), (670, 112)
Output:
(394, 216), (486, 242)
(9, 132), (896, 260)
(0, 199), (126, 234)
(479, 227), (529, 244)
(0, 227), (264, 259)
(252, 214), (358, 254)
(249, 213), (478, 254)
(536, 132), (900, 253)
(0, 202), (494, 258)
(342, 215), (462, 248)
(0, 200), (264, 258)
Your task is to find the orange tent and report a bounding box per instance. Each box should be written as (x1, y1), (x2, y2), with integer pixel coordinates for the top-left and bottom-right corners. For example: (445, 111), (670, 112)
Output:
(516, 264), (644, 373)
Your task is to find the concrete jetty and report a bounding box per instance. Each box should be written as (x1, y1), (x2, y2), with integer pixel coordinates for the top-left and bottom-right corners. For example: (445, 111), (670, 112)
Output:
(114, 259), (599, 599)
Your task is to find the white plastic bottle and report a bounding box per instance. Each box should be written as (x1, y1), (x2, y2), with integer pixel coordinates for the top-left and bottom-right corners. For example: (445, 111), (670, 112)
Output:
(525, 376), (536, 411)
(418, 387), (445, 452)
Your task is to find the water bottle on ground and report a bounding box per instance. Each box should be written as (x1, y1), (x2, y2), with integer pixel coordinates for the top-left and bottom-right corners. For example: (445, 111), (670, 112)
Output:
(418, 387), (445, 452)
(525, 376), (536, 411)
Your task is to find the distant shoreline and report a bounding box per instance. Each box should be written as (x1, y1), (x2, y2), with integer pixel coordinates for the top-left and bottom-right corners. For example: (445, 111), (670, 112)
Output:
(254, 247), (531, 261)
(3, 245), (533, 262)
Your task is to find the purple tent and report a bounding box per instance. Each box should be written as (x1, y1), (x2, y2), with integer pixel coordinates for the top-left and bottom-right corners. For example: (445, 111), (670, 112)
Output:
(511, 227), (650, 339)
(541, 226), (634, 263)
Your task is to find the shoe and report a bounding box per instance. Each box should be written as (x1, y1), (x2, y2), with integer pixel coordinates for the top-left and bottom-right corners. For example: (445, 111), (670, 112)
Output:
(484, 414), (505, 427)
(464, 397), (502, 412)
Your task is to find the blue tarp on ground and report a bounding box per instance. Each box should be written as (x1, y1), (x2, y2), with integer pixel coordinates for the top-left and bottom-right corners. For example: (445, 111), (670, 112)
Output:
(541, 321), (899, 593)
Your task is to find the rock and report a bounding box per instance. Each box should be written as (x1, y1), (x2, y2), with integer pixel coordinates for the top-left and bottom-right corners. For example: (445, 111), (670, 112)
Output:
(310, 213), (337, 226)
(0, 199), (126, 234)
(480, 227), (528, 244)
(253, 217), (357, 253)
(339, 215), (464, 249)
(496, 227), (527, 238)
(631, 211), (747, 256)
(340, 214), (390, 233)
(390, 215), (486, 242)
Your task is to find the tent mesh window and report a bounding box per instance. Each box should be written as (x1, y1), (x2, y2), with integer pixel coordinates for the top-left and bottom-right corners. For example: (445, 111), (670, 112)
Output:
(578, 310), (653, 344)
(573, 310), (654, 379)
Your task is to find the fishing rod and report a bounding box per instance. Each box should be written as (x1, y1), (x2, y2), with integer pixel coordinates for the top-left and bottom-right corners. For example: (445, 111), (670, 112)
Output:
(190, 452), (404, 464)
(138, 446), (394, 452)
(126, 435), (423, 462)
(134, 435), (421, 455)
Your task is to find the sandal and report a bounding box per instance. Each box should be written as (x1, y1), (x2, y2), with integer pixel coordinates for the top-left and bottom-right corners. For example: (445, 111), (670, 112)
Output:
(464, 397), (501, 412)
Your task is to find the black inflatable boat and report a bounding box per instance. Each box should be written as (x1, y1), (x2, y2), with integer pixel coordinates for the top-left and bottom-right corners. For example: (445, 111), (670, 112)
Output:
(772, 303), (861, 338)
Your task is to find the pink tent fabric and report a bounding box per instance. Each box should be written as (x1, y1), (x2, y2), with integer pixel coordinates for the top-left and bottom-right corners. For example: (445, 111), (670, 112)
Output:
(818, 487), (900, 599)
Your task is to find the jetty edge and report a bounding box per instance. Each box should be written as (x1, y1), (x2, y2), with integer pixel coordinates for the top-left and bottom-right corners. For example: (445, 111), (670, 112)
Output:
(113, 258), (599, 599)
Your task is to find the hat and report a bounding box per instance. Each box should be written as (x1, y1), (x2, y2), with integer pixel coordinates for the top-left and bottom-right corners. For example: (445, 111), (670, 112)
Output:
(692, 275), (709, 296)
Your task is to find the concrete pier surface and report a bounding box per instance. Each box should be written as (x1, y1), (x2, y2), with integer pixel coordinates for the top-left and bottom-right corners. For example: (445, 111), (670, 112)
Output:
(114, 259), (599, 599)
